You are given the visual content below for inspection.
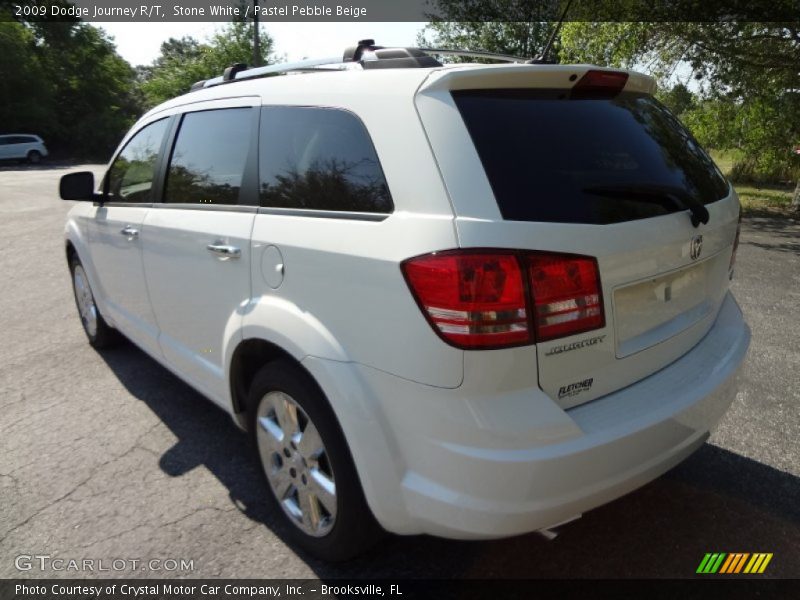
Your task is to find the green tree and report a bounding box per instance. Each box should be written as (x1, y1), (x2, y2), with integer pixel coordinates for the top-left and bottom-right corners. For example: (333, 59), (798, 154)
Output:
(1, 5), (140, 159)
(0, 21), (55, 134)
(658, 83), (696, 118)
(36, 22), (140, 156)
(420, 4), (800, 208)
(562, 22), (800, 200)
(418, 0), (558, 59)
(140, 22), (276, 109)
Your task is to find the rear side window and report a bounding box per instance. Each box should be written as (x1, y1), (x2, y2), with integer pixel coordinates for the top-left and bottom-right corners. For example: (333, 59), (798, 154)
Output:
(165, 108), (253, 205)
(453, 90), (730, 224)
(106, 118), (169, 203)
(259, 106), (392, 213)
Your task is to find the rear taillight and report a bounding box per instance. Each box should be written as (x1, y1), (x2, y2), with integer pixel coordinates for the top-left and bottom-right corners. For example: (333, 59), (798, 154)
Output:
(571, 69), (629, 98)
(401, 251), (529, 349)
(729, 211), (742, 277)
(402, 250), (604, 349)
(526, 254), (604, 342)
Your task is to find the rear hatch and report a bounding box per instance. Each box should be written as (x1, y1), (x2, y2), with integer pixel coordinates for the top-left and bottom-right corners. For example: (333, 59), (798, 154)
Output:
(416, 65), (741, 408)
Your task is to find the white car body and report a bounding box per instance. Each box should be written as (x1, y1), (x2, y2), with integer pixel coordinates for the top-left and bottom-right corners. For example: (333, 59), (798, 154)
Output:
(0, 134), (48, 161)
(64, 61), (750, 541)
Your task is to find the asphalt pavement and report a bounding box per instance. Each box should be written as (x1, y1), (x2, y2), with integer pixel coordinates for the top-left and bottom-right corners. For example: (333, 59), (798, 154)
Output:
(0, 164), (798, 579)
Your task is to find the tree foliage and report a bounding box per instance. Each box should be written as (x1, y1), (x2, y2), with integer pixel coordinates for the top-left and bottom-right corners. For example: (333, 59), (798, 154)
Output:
(0, 21), (54, 134)
(0, 14), (139, 158)
(1, 7), (276, 159)
(563, 22), (800, 183)
(658, 83), (696, 118)
(421, 3), (800, 187)
(419, 0), (558, 56)
(139, 23), (276, 109)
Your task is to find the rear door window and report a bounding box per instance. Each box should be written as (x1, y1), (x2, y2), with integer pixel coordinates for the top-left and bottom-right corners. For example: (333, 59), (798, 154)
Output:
(452, 89), (730, 224)
(164, 108), (253, 206)
(259, 106), (393, 214)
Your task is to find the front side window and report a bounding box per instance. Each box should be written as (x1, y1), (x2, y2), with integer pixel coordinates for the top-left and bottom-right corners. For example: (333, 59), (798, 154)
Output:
(259, 106), (393, 213)
(164, 108), (253, 205)
(106, 118), (169, 203)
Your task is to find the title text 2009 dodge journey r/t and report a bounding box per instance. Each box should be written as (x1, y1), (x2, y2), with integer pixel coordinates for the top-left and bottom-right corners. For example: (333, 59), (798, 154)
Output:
(61, 43), (750, 561)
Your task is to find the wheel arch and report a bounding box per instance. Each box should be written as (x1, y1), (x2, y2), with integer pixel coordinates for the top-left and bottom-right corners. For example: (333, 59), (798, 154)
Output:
(66, 239), (77, 265)
(228, 337), (300, 428)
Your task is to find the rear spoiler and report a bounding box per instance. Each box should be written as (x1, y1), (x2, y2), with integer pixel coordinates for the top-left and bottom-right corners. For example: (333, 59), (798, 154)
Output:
(417, 64), (656, 96)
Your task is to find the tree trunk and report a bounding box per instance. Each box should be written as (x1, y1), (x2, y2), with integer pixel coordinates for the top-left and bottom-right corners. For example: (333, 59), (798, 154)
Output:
(792, 178), (800, 213)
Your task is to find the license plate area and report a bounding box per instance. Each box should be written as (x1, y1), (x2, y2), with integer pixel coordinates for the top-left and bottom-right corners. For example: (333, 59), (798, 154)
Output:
(613, 255), (723, 358)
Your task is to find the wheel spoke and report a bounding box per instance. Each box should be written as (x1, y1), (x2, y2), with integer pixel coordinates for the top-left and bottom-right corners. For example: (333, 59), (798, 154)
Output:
(309, 469), (337, 516)
(299, 486), (322, 532)
(258, 415), (284, 446)
(271, 468), (293, 501)
(297, 421), (324, 461)
(274, 394), (299, 439)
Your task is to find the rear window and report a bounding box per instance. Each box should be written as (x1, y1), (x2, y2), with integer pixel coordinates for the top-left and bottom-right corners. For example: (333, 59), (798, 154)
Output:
(452, 89), (730, 224)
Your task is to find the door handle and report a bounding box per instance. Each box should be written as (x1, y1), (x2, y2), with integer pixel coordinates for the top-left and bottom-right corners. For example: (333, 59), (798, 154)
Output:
(206, 242), (241, 259)
(120, 226), (139, 239)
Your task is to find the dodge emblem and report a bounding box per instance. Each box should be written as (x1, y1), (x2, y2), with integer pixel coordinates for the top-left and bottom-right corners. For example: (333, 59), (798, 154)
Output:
(690, 235), (703, 260)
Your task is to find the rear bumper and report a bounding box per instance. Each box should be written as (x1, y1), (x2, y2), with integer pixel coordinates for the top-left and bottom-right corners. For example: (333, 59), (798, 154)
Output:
(304, 292), (750, 539)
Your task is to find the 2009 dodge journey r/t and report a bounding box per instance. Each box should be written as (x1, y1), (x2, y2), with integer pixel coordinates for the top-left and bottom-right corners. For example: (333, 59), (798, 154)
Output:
(61, 42), (750, 561)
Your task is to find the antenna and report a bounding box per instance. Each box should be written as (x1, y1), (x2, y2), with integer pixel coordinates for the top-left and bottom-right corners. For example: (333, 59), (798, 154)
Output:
(529, 0), (574, 64)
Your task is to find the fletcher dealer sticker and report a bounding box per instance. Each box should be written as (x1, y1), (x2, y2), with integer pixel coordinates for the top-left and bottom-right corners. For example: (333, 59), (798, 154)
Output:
(558, 378), (594, 399)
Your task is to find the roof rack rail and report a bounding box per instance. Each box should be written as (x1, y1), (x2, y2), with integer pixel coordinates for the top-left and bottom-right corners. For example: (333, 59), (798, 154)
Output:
(191, 40), (530, 91)
(417, 48), (527, 63)
(199, 56), (348, 89)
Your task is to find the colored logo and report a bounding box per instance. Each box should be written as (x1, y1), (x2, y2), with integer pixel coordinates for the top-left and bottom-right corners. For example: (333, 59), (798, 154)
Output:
(696, 552), (773, 574)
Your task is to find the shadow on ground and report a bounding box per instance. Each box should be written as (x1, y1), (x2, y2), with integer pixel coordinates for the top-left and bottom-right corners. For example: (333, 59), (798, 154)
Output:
(97, 343), (799, 579)
(742, 215), (800, 256)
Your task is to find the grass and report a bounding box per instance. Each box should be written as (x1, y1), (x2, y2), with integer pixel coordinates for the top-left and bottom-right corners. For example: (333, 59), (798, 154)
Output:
(735, 184), (796, 217)
(709, 149), (740, 178)
(708, 149), (797, 217)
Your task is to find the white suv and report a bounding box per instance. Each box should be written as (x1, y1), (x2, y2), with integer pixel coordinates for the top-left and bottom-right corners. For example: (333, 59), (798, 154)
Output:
(0, 134), (48, 163)
(61, 42), (750, 561)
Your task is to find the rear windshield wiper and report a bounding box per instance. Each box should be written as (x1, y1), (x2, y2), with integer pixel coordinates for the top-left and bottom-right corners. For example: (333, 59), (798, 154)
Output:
(582, 184), (710, 228)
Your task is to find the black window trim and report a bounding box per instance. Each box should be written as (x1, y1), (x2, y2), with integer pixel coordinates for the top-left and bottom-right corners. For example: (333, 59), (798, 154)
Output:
(257, 206), (389, 221)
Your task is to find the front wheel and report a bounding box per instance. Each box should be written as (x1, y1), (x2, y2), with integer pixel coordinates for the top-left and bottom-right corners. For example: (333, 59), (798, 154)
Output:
(249, 360), (383, 561)
(27, 150), (42, 164)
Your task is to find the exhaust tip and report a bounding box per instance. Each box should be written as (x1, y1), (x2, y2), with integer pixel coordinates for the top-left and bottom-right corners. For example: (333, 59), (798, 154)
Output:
(537, 514), (582, 541)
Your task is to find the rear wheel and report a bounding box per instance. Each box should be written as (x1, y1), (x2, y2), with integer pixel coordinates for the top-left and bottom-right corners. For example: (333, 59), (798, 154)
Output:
(27, 150), (42, 164)
(70, 257), (119, 348)
(249, 359), (383, 561)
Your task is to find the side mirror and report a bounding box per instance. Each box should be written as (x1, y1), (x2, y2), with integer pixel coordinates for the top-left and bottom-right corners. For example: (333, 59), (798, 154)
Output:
(60, 171), (100, 202)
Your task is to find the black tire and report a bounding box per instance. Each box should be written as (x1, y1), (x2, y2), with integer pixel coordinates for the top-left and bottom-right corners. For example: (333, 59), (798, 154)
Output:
(248, 359), (384, 561)
(69, 256), (120, 349)
(27, 150), (42, 164)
